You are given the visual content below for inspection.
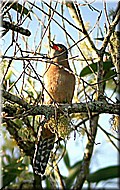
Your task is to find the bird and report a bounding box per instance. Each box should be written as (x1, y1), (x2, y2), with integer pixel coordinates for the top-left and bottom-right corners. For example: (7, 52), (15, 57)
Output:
(33, 42), (75, 176)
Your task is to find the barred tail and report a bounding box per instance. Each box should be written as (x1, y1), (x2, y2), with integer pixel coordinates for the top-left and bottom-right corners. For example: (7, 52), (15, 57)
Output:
(33, 126), (55, 175)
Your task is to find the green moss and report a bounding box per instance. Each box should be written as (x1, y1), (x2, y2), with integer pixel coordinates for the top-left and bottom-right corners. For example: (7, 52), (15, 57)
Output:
(44, 114), (72, 138)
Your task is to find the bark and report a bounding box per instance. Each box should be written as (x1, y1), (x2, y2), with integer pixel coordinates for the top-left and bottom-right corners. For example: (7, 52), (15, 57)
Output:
(2, 90), (120, 116)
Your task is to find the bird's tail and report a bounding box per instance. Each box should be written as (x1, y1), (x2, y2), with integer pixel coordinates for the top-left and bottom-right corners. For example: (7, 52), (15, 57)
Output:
(33, 125), (55, 175)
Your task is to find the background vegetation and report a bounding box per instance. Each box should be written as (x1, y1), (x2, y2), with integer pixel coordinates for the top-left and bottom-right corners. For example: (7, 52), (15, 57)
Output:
(1, 0), (120, 189)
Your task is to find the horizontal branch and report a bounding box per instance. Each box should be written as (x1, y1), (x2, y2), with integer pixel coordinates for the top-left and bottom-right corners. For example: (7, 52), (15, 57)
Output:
(2, 90), (120, 117)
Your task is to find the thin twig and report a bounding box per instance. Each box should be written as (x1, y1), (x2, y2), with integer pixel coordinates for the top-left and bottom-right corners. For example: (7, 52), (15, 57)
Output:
(100, 2), (120, 54)
(98, 124), (120, 152)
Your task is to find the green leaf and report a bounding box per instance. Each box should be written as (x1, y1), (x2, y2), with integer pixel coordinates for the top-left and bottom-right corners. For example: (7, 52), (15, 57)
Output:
(5, 2), (31, 20)
(80, 61), (115, 77)
(65, 160), (82, 189)
(87, 165), (120, 183)
(63, 150), (71, 170)
(45, 177), (52, 189)
(3, 159), (26, 188)
(104, 70), (116, 80)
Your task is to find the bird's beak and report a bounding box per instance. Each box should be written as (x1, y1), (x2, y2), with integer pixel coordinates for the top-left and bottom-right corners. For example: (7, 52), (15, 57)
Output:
(50, 41), (55, 48)
(50, 41), (59, 50)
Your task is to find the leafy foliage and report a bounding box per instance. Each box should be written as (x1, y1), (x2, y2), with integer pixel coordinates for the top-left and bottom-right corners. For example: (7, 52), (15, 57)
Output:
(87, 165), (120, 183)
(80, 60), (115, 78)
(3, 158), (26, 188)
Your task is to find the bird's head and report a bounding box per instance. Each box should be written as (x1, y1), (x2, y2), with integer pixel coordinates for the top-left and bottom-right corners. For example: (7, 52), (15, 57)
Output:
(50, 42), (68, 64)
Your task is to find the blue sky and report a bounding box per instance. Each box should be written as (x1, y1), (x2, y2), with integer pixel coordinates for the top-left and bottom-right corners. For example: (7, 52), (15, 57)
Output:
(2, 0), (118, 75)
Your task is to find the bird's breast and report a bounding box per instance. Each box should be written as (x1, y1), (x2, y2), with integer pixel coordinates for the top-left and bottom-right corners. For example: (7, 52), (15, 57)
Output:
(44, 66), (75, 104)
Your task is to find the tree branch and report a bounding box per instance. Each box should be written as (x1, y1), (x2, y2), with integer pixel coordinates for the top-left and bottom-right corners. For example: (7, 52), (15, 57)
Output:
(69, 2), (120, 188)
(2, 90), (120, 117)
(2, 89), (29, 108)
(2, 20), (31, 36)
(66, 1), (99, 55)
(100, 2), (120, 54)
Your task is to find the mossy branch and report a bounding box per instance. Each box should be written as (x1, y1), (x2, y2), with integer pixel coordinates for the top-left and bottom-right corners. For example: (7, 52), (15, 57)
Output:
(2, 90), (120, 116)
